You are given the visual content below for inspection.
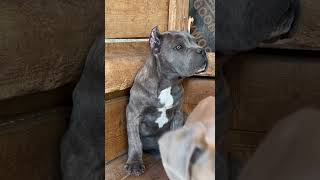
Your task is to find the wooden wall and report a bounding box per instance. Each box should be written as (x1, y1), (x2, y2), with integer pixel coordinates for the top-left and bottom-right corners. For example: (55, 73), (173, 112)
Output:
(105, 0), (170, 38)
(105, 0), (214, 163)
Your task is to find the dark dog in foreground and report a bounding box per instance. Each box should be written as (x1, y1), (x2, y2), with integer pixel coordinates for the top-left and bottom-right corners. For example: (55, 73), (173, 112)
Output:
(60, 35), (105, 180)
(125, 27), (208, 176)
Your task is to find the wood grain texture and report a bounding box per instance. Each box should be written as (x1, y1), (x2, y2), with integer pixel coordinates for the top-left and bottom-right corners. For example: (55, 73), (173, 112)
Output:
(0, 0), (103, 101)
(168, 0), (189, 31)
(105, 154), (168, 180)
(183, 78), (215, 114)
(105, 42), (149, 94)
(105, 97), (129, 162)
(225, 53), (320, 132)
(261, 0), (320, 50)
(0, 107), (69, 180)
(105, 0), (169, 38)
(105, 42), (215, 94)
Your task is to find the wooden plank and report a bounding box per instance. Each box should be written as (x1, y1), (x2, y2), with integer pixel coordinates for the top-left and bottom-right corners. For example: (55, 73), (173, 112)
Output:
(105, 42), (215, 94)
(225, 53), (320, 132)
(105, 97), (129, 162)
(105, 154), (168, 180)
(105, 0), (170, 38)
(105, 42), (149, 56)
(261, 0), (320, 50)
(183, 78), (215, 114)
(168, 0), (190, 31)
(105, 42), (148, 94)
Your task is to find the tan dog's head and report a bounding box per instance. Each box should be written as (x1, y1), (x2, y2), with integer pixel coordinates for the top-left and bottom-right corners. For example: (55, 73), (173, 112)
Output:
(159, 96), (215, 180)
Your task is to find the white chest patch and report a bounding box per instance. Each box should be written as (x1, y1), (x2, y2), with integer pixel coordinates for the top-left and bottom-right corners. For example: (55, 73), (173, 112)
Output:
(155, 87), (174, 128)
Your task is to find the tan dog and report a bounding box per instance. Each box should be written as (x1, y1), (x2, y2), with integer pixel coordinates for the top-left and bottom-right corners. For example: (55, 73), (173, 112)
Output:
(239, 108), (320, 180)
(158, 96), (215, 180)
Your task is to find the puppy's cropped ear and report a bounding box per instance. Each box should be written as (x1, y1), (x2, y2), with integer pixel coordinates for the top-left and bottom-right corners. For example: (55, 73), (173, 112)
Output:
(149, 26), (161, 53)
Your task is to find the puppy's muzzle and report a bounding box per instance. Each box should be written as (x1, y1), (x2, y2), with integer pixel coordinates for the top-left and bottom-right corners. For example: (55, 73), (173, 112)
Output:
(196, 49), (208, 74)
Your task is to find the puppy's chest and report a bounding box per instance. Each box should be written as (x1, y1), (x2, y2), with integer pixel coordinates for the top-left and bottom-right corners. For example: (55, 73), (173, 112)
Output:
(154, 86), (181, 128)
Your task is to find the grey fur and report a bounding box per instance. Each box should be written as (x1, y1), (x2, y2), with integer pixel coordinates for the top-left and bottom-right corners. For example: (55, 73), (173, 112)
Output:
(60, 35), (105, 180)
(216, 0), (300, 54)
(124, 27), (208, 176)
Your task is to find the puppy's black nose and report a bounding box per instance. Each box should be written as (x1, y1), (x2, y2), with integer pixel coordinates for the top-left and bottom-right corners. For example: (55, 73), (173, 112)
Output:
(196, 48), (203, 54)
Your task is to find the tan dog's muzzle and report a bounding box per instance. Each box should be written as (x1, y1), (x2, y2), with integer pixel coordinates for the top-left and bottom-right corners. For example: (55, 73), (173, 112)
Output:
(159, 96), (215, 180)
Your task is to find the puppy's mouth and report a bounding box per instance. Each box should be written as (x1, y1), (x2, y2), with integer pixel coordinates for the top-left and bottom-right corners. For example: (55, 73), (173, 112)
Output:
(195, 63), (208, 74)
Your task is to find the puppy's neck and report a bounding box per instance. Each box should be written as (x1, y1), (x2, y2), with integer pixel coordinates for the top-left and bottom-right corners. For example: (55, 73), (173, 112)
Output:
(150, 53), (181, 83)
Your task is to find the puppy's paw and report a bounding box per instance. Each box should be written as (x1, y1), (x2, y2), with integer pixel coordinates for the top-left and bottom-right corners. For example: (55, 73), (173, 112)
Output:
(124, 161), (145, 176)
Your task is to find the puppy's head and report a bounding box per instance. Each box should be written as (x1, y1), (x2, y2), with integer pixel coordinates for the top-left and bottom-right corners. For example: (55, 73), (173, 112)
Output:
(149, 26), (208, 77)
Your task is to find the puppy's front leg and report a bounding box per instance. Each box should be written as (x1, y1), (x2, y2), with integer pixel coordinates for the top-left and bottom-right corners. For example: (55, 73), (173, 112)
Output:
(170, 111), (186, 130)
(124, 111), (145, 176)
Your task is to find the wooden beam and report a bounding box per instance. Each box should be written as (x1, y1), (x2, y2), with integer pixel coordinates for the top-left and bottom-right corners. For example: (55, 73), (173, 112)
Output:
(105, 0), (170, 38)
(168, 0), (190, 31)
(105, 42), (148, 94)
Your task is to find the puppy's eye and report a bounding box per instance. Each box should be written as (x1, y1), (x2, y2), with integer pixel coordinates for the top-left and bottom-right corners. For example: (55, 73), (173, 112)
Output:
(175, 45), (183, 50)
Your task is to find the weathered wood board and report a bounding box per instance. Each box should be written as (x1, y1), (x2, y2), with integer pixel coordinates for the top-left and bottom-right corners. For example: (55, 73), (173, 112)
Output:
(183, 78), (215, 113)
(105, 42), (148, 94)
(168, 0), (190, 31)
(105, 97), (129, 162)
(105, 0), (170, 38)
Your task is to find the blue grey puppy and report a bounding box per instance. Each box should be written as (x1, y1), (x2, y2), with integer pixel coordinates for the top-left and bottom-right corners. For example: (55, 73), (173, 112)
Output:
(60, 35), (105, 180)
(124, 27), (208, 176)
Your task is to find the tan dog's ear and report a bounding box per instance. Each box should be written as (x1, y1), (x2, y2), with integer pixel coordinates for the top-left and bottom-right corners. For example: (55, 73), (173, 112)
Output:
(159, 124), (204, 180)
(159, 96), (215, 180)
